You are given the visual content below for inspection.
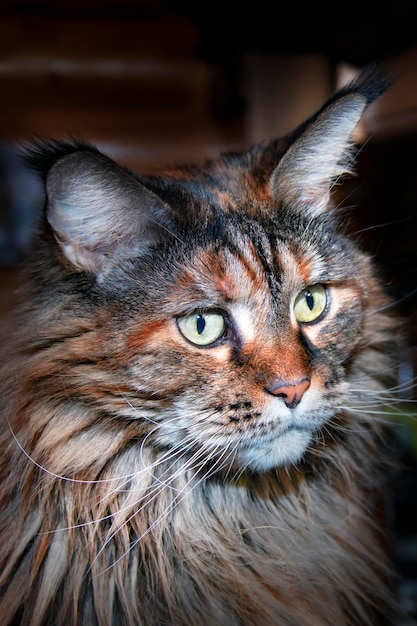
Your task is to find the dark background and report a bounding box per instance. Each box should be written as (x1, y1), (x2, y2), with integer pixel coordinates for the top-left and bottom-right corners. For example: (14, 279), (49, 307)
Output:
(0, 1), (416, 622)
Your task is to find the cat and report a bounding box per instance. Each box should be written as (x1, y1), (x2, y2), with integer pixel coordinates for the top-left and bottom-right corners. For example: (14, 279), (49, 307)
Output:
(0, 64), (404, 625)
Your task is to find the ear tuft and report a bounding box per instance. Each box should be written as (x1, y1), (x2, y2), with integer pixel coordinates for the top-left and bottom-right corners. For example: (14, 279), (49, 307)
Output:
(270, 94), (367, 214)
(270, 65), (392, 215)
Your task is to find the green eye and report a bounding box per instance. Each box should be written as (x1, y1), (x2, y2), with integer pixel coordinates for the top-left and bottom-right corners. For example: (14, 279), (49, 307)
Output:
(177, 311), (226, 346)
(294, 284), (328, 323)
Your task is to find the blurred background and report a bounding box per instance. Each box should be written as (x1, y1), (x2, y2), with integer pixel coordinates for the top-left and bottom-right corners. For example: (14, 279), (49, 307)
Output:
(0, 0), (416, 622)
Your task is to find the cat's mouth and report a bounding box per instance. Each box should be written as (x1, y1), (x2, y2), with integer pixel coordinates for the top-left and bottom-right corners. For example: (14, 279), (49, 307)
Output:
(235, 425), (314, 472)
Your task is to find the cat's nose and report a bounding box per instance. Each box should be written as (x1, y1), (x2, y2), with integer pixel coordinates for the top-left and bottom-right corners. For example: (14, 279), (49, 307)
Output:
(265, 377), (311, 409)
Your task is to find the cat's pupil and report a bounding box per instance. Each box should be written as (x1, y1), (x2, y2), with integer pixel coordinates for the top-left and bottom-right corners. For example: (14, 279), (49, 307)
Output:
(196, 314), (206, 335)
(305, 291), (314, 311)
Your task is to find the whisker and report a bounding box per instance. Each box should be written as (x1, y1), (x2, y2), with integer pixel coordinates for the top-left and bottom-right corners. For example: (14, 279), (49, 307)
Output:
(96, 429), (237, 574)
(6, 420), (125, 485)
(118, 388), (160, 425)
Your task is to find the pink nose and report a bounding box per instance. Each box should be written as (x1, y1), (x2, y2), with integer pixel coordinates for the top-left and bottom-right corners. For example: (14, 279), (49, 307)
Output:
(265, 377), (310, 408)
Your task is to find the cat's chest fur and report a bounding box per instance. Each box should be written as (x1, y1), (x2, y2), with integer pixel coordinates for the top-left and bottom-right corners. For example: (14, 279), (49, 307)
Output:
(0, 65), (401, 625)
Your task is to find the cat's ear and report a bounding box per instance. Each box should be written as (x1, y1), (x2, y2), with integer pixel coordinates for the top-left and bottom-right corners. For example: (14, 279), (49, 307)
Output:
(270, 93), (366, 214)
(270, 67), (392, 214)
(44, 147), (173, 276)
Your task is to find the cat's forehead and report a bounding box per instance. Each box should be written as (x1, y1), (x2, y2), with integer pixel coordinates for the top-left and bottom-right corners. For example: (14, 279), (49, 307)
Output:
(149, 153), (278, 220)
(171, 229), (323, 310)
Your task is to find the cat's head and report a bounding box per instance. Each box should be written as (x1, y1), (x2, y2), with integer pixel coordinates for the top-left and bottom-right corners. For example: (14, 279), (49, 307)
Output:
(20, 66), (395, 476)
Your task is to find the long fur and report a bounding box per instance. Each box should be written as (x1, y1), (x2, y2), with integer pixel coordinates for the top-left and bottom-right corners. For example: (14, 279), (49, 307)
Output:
(0, 66), (403, 625)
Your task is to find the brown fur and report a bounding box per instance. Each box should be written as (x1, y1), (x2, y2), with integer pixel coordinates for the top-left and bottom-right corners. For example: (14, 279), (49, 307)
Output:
(0, 66), (402, 625)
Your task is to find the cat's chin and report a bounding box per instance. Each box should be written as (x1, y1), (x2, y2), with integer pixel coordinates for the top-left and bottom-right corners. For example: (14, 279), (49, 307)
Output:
(237, 428), (313, 472)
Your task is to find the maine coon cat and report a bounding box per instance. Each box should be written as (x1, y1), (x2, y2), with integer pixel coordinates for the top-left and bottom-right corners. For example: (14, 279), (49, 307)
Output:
(0, 65), (402, 625)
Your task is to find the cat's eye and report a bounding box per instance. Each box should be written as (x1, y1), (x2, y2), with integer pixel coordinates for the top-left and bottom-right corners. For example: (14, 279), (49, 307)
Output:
(293, 284), (328, 323)
(176, 311), (226, 346)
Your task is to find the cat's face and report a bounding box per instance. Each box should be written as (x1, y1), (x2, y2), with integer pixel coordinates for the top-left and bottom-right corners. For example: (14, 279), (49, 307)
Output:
(103, 209), (368, 474)
(21, 69), (392, 479)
